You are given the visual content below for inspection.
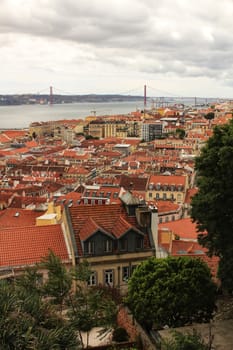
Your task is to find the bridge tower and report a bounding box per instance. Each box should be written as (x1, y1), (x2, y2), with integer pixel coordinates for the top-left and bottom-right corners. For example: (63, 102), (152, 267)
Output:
(49, 86), (53, 105)
(144, 84), (147, 108)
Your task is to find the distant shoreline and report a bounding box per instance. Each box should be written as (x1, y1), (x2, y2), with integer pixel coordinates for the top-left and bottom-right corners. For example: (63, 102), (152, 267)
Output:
(0, 94), (144, 106)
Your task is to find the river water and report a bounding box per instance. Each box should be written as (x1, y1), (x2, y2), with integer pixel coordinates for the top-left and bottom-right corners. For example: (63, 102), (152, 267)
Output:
(0, 101), (145, 129)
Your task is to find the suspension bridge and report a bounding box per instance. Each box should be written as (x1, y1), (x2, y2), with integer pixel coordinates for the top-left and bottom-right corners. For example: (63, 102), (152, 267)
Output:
(36, 85), (222, 108)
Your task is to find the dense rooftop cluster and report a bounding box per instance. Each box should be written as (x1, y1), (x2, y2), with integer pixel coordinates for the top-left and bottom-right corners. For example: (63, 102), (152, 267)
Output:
(0, 101), (232, 286)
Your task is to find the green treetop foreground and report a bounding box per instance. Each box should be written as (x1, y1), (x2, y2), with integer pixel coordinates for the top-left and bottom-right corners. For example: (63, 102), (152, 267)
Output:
(126, 256), (217, 330)
(191, 118), (233, 292)
(0, 251), (117, 349)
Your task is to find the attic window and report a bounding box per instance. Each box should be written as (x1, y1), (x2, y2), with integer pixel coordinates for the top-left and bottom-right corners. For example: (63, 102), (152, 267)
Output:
(14, 212), (20, 217)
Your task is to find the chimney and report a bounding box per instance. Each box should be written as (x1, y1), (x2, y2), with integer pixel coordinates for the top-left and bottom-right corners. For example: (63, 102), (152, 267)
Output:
(150, 206), (159, 256)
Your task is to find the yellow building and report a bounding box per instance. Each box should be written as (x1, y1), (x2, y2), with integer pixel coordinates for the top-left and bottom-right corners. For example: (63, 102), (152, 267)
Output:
(146, 174), (188, 204)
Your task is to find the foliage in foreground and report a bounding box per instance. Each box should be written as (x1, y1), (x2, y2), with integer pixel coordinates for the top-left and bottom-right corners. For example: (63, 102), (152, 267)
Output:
(162, 329), (212, 350)
(0, 251), (117, 349)
(126, 256), (217, 330)
(191, 119), (233, 292)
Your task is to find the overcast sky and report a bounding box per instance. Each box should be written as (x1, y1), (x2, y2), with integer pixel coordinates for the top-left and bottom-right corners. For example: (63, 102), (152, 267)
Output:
(1, 0), (233, 98)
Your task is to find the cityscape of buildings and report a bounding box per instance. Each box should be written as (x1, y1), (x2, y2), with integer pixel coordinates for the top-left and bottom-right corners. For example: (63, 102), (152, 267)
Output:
(0, 99), (233, 346)
(1, 101), (231, 284)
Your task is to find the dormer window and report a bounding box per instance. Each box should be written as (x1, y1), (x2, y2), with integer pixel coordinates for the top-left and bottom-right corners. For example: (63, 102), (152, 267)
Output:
(104, 239), (113, 253)
(84, 241), (95, 255)
(136, 237), (143, 250)
(120, 238), (128, 251)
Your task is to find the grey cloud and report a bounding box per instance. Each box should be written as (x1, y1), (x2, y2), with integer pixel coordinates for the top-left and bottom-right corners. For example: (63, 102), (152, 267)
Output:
(1, 0), (233, 85)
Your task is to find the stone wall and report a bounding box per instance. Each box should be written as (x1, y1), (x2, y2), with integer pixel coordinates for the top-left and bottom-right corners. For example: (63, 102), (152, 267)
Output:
(117, 305), (157, 350)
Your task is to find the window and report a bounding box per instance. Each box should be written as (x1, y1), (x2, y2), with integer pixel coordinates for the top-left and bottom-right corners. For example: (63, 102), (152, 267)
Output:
(88, 272), (97, 286)
(120, 238), (128, 251)
(149, 192), (152, 198)
(104, 269), (113, 286)
(104, 239), (113, 253)
(177, 194), (182, 202)
(156, 193), (160, 200)
(122, 266), (130, 282)
(113, 192), (118, 198)
(84, 241), (95, 255)
(159, 217), (163, 223)
(163, 193), (167, 200)
(136, 237), (143, 249)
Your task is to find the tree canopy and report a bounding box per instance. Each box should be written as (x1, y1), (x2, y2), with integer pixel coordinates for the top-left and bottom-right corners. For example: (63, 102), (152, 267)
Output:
(162, 330), (211, 350)
(191, 119), (233, 291)
(204, 111), (215, 120)
(0, 251), (117, 349)
(126, 256), (216, 330)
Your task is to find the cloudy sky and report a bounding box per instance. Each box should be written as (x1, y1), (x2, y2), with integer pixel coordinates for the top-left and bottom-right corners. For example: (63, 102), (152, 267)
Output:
(1, 0), (233, 98)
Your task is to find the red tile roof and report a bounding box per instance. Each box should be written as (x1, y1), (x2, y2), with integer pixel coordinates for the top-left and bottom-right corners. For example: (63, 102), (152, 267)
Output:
(159, 218), (201, 240)
(0, 224), (70, 267)
(119, 174), (148, 191)
(149, 174), (186, 186)
(68, 204), (147, 256)
(171, 240), (219, 278)
(184, 188), (198, 204)
(0, 208), (44, 228)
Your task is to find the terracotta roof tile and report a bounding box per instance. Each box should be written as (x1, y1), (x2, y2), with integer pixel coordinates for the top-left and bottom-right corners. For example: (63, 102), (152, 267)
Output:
(112, 215), (135, 238)
(149, 174), (186, 186)
(79, 217), (110, 240)
(0, 208), (44, 228)
(68, 204), (146, 255)
(0, 224), (69, 267)
(158, 218), (201, 240)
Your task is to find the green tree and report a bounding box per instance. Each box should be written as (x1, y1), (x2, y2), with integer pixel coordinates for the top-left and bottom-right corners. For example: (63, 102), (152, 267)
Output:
(175, 128), (185, 139)
(126, 257), (216, 330)
(68, 261), (117, 348)
(0, 276), (79, 349)
(40, 250), (72, 313)
(162, 329), (211, 350)
(0, 253), (118, 349)
(191, 119), (233, 292)
(204, 112), (215, 120)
